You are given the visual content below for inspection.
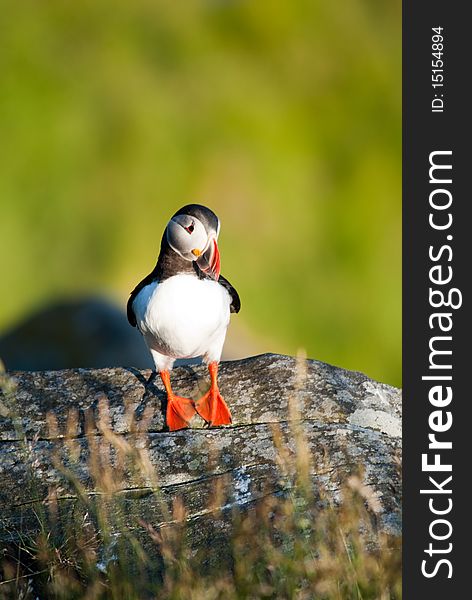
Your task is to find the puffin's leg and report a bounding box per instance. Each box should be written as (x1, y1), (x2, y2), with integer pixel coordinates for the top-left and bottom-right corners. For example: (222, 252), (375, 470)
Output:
(150, 349), (196, 431)
(195, 362), (232, 427)
(159, 370), (196, 431)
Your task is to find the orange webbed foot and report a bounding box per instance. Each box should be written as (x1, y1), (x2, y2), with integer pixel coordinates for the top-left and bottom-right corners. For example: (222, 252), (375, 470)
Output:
(195, 361), (232, 427)
(196, 387), (232, 427)
(195, 362), (232, 427)
(166, 395), (197, 431)
(159, 370), (196, 431)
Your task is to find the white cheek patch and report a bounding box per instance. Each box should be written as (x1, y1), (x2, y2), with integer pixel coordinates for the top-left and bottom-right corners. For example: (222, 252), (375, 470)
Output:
(167, 216), (208, 259)
(190, 220), (208, 253)
(166, 221), (189, 257)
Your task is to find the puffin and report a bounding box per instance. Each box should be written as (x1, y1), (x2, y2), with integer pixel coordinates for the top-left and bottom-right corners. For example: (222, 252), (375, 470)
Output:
(127, 204), (240, 431)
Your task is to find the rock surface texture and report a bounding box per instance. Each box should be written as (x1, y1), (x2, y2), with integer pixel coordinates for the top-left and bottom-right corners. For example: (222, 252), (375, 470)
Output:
(0, 353), (402, 557)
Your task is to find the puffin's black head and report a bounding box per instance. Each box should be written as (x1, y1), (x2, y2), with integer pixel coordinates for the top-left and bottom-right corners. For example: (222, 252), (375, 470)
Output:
(165, 204), (221, 280)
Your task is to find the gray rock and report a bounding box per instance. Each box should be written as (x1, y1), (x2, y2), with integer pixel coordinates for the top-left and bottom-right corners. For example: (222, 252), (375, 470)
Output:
(0, 353), (402, 558)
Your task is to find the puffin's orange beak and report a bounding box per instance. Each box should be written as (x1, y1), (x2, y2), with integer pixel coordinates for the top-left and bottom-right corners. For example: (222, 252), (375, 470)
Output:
(196, 238), (221, 280)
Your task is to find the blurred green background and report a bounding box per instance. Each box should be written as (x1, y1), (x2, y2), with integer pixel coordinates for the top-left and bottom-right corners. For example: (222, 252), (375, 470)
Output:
(0, 0), (401, 385)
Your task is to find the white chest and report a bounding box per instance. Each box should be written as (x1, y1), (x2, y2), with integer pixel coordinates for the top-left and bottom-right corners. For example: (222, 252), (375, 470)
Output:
(132, 274), (231, 359)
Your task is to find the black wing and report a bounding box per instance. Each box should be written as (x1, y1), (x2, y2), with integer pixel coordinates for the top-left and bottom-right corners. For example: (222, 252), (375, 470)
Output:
(126, 270), (159, 327)
(218, 274), (241, 313)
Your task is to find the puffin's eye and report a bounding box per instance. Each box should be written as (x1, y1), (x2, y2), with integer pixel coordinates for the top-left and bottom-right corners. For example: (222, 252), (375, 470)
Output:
(185, 223), (195, 234)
